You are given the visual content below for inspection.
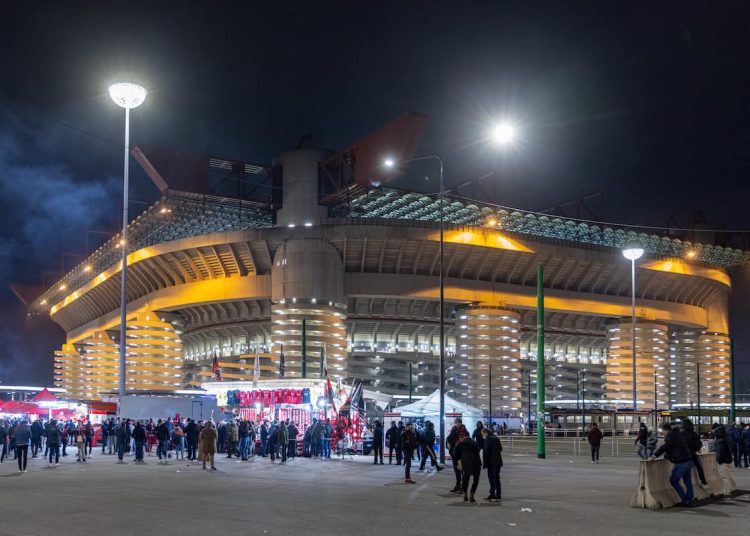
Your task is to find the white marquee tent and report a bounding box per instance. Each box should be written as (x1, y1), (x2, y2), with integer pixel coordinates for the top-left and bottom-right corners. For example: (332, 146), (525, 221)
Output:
(393, 390), (484, 433)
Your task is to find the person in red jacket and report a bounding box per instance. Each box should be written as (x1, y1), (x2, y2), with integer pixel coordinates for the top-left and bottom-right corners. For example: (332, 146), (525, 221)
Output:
(587, 422), (603, 464)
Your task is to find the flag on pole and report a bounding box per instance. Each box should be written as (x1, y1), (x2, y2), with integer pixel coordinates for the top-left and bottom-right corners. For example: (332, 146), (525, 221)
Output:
(350, 380), (366, 421)
(320, 343), (327, 378)
(279, 344), (285, 378)
(212, 351), (222, 382)
(253, 345), (261, 383)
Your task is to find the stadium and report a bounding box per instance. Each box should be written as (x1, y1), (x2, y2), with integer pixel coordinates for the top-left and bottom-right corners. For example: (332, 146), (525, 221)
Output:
(22, 115), (746, 421)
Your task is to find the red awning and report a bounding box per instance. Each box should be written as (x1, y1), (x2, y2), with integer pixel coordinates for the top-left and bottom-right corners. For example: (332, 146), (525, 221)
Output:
(32, 388), (57, 402)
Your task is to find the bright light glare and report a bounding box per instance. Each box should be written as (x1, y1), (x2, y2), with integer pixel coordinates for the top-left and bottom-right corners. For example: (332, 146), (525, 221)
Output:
(622, 245), (645, 261)
(487, 218), (498, 227)
(59, 284), (67, 291)
(108, 82), (147, 109)
(83, 265), (92, 272)
(383, 158), (396, 168)
(491, 122), (517, 145)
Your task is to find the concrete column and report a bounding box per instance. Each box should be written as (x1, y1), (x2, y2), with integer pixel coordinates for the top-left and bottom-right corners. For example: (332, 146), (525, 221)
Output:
(271, 239), (347, 379)
(606, 320), (669, 410)
(456, 305), (522, 415)
(274, 148), (331, 228)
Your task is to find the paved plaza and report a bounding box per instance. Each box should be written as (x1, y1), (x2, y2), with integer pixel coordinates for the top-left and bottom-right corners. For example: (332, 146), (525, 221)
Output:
(0, 448), (748, 536)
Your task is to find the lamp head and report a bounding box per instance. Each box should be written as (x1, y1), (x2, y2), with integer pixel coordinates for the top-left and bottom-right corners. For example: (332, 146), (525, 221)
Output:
(383, 158), (396, 169)
(491, 121), (517, 146)
(108, 82), (147, 109)
(622, 242), (645, 261)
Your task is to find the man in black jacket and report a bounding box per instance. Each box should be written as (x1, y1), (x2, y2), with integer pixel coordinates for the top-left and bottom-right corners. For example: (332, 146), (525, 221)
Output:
(372, 421), (384, 465)
(185, 419), (199, 461)
(651, 422), (694, 507)
(482, 427), (503, 502)
(385, 421), (400, 465)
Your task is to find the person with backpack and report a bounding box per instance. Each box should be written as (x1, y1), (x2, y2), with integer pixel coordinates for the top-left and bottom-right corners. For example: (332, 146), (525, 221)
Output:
(401, 422), (418, 484)
(173, 422), (185, 461)
(47, 420), (61, 467)
(587, 422), (603, 464)
(712, 423), (735, 497)
(446, 417), (470, 493)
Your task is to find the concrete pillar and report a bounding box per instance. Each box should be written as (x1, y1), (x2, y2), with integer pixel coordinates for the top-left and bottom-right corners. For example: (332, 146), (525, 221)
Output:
(271, 239), (347, 379)
(456, 305), (522, 415)
(669, 330), (730, 406)
(274, 148), (331, 228)
(605, 320), (669, 410)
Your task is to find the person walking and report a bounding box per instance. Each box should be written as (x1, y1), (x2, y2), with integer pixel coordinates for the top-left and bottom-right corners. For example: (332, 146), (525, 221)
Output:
(372, 421), (384, 465)
(268, 422), (279, 462)
(401, 422), (418, 484)
(635, 423), (648, 459)
(446, 417), (470, 494)
(481, 427), (503, 502)
(385, 421), (400, 465)
(712, 424), (735, 497)
(84, 422), (94, 456)
(30, 420), (42, 458)
(727, 423), (740, 468)
(453, 436), (482, 502)
(100, 420), (109, 455)
(14, 420), (31, 473)
(651, 422), (694, 507)
(198, 421), (217, 470)
(587, 422), (603, 464)
(418, 420), (441, 472)
(132, 421), (146, 464)
(260, 420), (269, 457)
(238, 420), (250, 461)
(47, 420), (61, 467)
(323, 418), (334, 459)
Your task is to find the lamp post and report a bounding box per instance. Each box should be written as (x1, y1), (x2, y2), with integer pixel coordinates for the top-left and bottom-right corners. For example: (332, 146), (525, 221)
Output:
(382, 121), (516, 464)
(622, 243), (644, 417)
(109, 82), (147, 399)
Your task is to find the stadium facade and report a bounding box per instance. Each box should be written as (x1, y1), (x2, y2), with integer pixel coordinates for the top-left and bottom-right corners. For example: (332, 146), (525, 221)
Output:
(25, 116), (746, 418)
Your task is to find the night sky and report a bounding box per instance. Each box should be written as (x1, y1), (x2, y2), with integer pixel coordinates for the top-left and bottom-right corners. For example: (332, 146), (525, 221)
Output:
(1, 1), (749, 388)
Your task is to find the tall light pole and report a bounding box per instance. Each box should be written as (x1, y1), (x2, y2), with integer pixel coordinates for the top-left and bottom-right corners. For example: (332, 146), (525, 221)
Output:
(383, 120), (517, 464)
(622, 243), (644, 417)
(109, 82), (147, 398)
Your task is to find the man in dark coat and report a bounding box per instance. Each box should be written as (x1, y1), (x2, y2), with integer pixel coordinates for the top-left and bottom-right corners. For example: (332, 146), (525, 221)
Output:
(446, 417), (470, 493)
(587, 422), (603, 464)
(652, 422), (694, 507)
(453, 436), (482, 502)
(481, 427), (503, 501)
(287, 421), (299, 460)
(400, 422), (418, 484)
(185, 419), (200, 461)
(385, 421), (400, 465)
(372, 421), (384, 465)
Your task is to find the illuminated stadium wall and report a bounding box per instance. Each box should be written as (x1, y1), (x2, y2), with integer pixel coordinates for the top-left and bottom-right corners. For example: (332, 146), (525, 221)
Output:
(31, 145), (745, 413)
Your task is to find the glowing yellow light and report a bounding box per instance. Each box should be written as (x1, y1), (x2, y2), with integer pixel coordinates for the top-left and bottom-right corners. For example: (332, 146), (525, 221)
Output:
(41, 300), (47, 305)
(686, 250), (697, 259)
(59, 284), (67, 291)
(84, 265), (92, 272)
(487, 218), (498, 227)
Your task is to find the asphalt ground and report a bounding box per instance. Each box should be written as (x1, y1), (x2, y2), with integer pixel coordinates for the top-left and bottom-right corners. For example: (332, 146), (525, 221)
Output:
(0, 447), (748, 536)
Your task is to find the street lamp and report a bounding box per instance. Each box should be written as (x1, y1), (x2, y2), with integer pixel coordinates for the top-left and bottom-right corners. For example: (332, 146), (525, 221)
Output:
(622, 242), (644, 416)
(109, 81), (147, 398)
